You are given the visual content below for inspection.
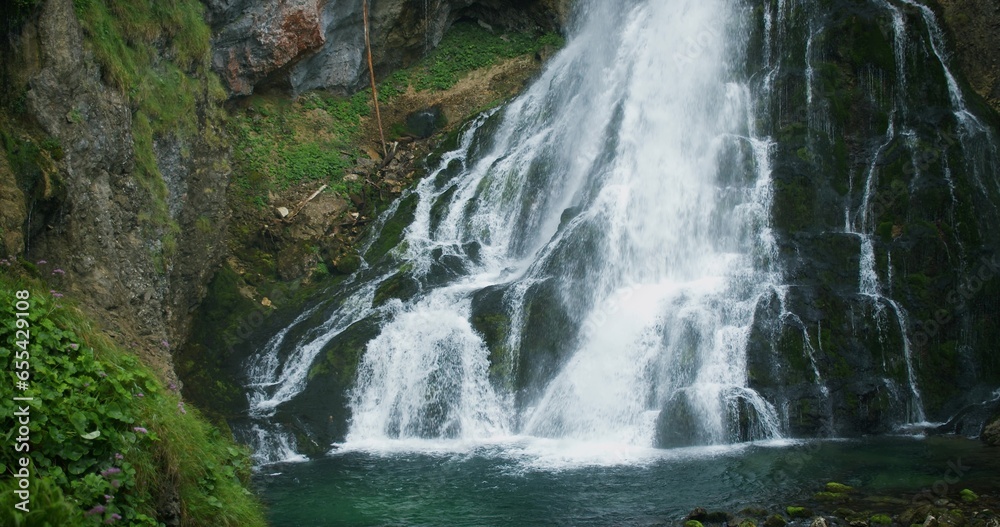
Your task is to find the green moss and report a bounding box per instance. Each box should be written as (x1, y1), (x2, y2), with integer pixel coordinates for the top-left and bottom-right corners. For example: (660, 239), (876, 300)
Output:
(826, 481), (854, 493)
(0, 271), (265, 526)
(372, 271), (420, 306)
(380, 22), (564, 95)
(959, 489), (978, 503)
(871, 514), (893, 525)
(814, 492), (849, 502)
(786, 507), (811, 519)
(686, 521), (705, 527)
(365, 192), (419, 263)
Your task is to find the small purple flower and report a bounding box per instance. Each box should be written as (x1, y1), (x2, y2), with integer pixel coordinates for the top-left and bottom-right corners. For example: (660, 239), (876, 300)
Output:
(161, 340), (169, 348)
(168, 382), (177, 391)
(114, 452), (123, 460)
(133, 426), (148, 434)
(100, 467), (122, 477)
(85, 505), (106, 516)
(36, 260), (47, 265)
(135, 392), (144, 398)
(69, 343), (79, 350)
(50, 290), (63, 298)
(177, 401), (186, 415)
(104, 494), (113, 502)
(52, 268), (65, 275)
(106, 513), (122, 524)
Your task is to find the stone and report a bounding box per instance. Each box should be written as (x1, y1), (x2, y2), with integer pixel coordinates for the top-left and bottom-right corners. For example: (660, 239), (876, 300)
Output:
(404, 106), (447, 139)
(982, 418), (1000, 446)
(826, 482), (855, 493)
(276, 207), (290, 218)
(787, 507), (813, 519)
(871, 514), (892, 525)
(205, 0), (325, 95)
(765, 515), (788, 527)
(812, 517), (830, 527)
(687, 508), (709, 522)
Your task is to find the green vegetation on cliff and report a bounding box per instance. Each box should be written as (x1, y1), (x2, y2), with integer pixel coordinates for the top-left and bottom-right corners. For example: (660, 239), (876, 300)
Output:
(0, 265), (265, 526)
(71, 0), (227, 257)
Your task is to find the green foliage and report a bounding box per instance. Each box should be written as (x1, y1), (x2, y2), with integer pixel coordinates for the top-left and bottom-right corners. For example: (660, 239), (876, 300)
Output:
(870, 514), (893, 525)
(0, 271), (266, 526)
(389, 22), (564, 93)
(229, 93), (363, 207)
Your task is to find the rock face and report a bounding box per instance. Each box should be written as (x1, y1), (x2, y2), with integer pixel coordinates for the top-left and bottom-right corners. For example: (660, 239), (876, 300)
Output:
(934, 0), (1000, 114)
(205, 0), (326, 96)
(983, 417), (1000, 446)
(1, 0), (230, 383)
(205, 0), (570, 95)
(741, 0), (1000, 437)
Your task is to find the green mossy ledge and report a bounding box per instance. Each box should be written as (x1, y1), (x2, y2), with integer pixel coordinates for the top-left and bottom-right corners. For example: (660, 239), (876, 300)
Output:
(0, 270), (266, 526)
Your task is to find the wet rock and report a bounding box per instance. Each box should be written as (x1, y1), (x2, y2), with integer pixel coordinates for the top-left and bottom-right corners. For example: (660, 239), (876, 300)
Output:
(827, 482), (855, 493)
(870, 514), (892, 525)
(788, 507), (813, 519)
(982, 418), (1000, 446)
(404, 106), (447, 139)
(812, 517), (831, 527)
(687, 507), (709, 522)
(900, 505), (935, 525)
(765, 515), (789, 527)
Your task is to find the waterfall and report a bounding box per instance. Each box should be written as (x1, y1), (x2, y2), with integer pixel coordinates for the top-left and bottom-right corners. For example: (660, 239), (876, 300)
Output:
(337, 0), (785, 449)
(238, 0), (1000, 463)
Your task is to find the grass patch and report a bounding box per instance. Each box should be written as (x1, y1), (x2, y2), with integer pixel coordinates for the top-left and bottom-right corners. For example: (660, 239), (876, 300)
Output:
(0, 264), (266, 526)
(381, 22), (564, 96)
(228, 21), (562, 210)
(229, 91), (370, 207)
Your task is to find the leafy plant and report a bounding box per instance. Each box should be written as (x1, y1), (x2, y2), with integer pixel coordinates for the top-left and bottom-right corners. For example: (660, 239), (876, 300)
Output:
(0, 268), (266, 526)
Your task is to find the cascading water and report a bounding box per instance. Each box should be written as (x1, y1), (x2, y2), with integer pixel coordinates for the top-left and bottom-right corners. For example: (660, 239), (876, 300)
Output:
(239, 0), (1000, 464)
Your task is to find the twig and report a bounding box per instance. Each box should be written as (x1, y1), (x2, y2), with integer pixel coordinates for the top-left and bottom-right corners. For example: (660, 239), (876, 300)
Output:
(285, 184), (328, 221)
(363, 0), (388, 159)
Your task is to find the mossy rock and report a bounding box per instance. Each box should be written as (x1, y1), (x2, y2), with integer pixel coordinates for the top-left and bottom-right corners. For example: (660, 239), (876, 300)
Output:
(739, 520), (758, 527)
(686, 521), (706, 527)
(815, 492), (850, 502)
(765, 515), (789, 527)
(835, 508), (858, 519)
(826, 482), (854, 493)
(705, 512), (733, 523)
(740, 508), (769, 518)
(959, 489), (978, 503)
(787, 507), (813, 519)
(870, 514), (893, 525)
(333, 252), (362, 275)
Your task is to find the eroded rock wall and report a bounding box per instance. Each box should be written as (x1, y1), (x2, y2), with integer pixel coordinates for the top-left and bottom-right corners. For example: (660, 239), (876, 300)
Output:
(206, 0), (571, 95)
